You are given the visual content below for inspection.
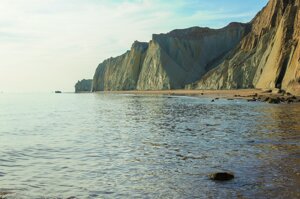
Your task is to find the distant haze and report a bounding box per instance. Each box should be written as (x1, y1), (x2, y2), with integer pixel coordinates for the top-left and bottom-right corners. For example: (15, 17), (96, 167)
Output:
(0, 0), (268, 92)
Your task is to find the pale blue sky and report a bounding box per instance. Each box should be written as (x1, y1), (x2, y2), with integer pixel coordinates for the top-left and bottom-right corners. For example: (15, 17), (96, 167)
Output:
(0, 0), (268, 92)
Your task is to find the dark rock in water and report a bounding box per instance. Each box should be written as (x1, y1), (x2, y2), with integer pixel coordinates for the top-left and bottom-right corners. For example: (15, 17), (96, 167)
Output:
(267, 97), (281, 104)
(0, 191), (13, 197)
(262, 97), (270, 102)
(215, 98), (219, 100)
(291, 96), (297, 100)
(209, 172), (234, 181)
(247, 98), (257, 102)
(211, 99), (215, 102)
(55, 91), (62, 93)
(227, 98), (234, 100)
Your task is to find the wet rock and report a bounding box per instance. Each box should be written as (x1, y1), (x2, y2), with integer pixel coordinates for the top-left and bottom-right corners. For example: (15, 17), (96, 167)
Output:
(211, 99), (215, 102)
(227, 98), (234, 100)
(285, 92), (292, 96)
(285, 96), (298, 103)
(247, 98), (257, 102)
(267, 97), (281, 104)
(262, 97), (270, 102)
(0, 192), (13, 198)
(209, 172), (234, 181)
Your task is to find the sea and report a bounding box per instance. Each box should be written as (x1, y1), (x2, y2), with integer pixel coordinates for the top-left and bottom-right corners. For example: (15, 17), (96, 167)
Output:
(0, 93), (299, 198)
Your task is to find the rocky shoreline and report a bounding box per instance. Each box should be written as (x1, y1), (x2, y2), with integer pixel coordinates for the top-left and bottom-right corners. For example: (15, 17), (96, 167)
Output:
(94, 89), (300, 104)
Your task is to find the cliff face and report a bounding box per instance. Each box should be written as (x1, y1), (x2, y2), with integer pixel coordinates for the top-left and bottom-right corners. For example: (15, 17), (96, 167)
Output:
(190, 0), (300, 95)
(75, 79), (92, 93)
(92, 23), (248, 91)
(90, 0), (300, 95)
(92, 41), (148, 91)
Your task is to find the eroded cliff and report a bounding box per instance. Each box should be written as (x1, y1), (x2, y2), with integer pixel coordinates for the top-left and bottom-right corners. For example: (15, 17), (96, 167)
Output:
(90, 0), (300, 95)
(92, 41), (148, 91)
(190, 0), (300, 95)
(92, 23), (248, 91)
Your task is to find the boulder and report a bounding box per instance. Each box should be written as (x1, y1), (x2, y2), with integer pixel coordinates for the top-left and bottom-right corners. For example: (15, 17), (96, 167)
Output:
(209, 172), (234, 181)
(267, 97), (281, 104)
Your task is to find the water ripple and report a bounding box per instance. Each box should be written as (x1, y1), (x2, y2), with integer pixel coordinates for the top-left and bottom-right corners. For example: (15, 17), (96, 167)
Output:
(0, 94), (299, 198)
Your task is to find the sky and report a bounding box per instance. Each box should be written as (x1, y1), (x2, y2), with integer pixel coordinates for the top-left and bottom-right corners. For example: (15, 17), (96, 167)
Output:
(0, 0), (268, 92)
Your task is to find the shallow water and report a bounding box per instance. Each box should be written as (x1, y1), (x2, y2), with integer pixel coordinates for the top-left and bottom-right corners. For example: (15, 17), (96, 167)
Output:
(0, 93), (299, 198)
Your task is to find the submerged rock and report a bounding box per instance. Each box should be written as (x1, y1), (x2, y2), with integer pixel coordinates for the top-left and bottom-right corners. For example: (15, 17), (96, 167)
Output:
(209, 172), (235, 181)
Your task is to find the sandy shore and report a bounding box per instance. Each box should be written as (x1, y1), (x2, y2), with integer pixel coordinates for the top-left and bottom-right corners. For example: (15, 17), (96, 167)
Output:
(97, 89), (271, 98)
(95, 89), (300, 103)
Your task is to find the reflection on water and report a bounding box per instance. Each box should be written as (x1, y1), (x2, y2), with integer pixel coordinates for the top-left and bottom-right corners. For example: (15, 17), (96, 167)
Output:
(0, 93), (299, 198)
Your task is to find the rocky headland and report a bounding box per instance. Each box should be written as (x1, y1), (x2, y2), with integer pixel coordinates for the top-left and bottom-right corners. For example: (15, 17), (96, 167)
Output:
(75, 79), (92, 93)
(76, 0), (300, 97)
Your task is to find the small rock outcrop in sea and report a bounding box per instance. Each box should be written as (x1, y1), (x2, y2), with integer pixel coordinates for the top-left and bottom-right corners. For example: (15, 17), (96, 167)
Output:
(75, 79), (92, 93)
(55, 91), (62, 93)
(209, 172), (235, 181)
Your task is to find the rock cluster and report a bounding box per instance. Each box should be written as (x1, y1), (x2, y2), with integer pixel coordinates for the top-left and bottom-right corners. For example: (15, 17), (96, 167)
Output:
(244, 90), (300, 104)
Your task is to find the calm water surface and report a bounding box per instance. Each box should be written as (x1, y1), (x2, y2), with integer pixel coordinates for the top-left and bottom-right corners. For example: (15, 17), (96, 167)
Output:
(0, 93), (300, 198)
